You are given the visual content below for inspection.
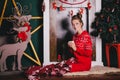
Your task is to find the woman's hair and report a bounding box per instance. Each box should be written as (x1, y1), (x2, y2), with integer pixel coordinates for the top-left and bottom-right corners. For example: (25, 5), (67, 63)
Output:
(71, 13), (83, 26)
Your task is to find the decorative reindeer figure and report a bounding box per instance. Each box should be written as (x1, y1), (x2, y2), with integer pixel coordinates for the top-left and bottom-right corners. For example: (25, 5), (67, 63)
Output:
(0, 15), (32, 71)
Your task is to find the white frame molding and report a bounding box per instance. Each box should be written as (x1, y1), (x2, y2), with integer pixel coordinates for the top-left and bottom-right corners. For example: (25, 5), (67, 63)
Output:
(43, 0), (103, 66)
(92, 0), (103, 66)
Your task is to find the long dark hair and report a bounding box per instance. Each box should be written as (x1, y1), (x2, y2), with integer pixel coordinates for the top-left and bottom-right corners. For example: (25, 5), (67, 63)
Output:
(71, 13), (83, 27)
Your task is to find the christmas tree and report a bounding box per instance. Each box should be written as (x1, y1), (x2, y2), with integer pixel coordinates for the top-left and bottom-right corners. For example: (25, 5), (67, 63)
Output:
(90, 0), (120, 43)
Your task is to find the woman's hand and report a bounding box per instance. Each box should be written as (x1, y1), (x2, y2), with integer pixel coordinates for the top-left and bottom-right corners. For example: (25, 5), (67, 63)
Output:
(68, 41), (76, 51)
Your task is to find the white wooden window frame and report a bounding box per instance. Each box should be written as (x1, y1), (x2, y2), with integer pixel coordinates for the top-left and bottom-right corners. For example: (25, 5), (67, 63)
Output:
(43, 0), (103, 66)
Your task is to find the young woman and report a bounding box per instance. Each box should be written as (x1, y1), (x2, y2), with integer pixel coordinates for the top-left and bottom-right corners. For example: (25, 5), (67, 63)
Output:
(67, 13), (92, 72)
(25, 13), (92, 80)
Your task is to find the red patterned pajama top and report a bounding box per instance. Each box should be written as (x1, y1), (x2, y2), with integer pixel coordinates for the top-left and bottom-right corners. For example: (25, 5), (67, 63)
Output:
(69, 30), (92, 72)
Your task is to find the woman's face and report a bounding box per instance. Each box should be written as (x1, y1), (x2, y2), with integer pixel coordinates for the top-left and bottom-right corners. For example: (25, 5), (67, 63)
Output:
(72, 19), (82, 33)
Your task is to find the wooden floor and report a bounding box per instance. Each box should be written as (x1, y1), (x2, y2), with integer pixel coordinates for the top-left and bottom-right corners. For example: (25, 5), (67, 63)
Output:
(0, 71), (120, 80)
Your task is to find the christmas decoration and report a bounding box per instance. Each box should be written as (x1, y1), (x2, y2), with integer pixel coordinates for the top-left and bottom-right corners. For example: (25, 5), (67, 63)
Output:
(0, 0), (42, 68)
(79, 8), (84, 14)
(59, 5), (65, 11)
(51, 0), (92, 14)
(17, 22), (31, 42)
(52, 2), (57, 10)
(87, 2), (92, 10)
(57, 54), (62, 61)
(69, 10), (73, 16)
(90, 1), (120, 43)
